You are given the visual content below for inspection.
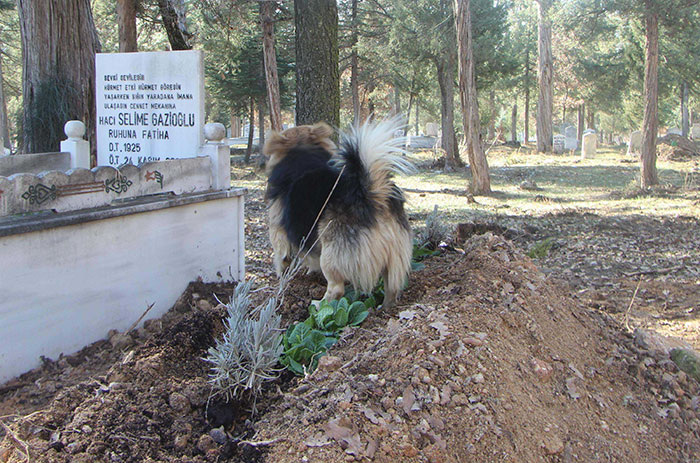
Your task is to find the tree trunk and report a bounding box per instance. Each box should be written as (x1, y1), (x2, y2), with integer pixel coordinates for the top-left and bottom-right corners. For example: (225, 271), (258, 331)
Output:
(245, 97), (255, 163)
(117, 0), (138, 52)
(415, 100), (419, 135)
(641, 6), (659, 188)
(435, 55), (460, 170)
(511, 102), (517, 143)
(260, 0), (282, 132)
(0, 55), (12, 152)
(455, 0), (490, 193)
(158, 0), (192, 50)
(488, 90), (496, 140)
(367, 80), (375, 116)
(406, 92), (414, 133)
(350, 0), (360, 124)
(393, 85), (401, 117)
(577, 102), (584, 142)
(587, 108), (594, 130)
(294, 0), (339, 127)
(524, 48), (530, 144)
(681, 81), (689, 138)
(230, 114), (241, 138)
(17, 0), (101, 155)
(535, 0), (553, 153)
(258, 97), (266, 151)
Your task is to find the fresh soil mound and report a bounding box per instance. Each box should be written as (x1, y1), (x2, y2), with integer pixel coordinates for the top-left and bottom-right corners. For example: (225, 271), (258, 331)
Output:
(657, 134), (699, 161)
(1, 235), (699, 462)
(254, 233), (700, 462)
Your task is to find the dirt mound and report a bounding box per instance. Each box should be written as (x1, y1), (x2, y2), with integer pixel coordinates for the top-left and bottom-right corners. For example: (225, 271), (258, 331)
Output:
(254, 233), (700, 462)
(657, 134), (699, 161)
(2, 235), (699, 462)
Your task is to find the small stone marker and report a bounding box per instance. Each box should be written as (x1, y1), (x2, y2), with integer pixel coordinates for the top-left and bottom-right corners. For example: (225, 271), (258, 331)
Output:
(627, 130), (642, 156)
(425, 123), (439, 137)
(582, 132), (597, 159)
(553, 134), (566, 154)
(564, 126), (578, 150)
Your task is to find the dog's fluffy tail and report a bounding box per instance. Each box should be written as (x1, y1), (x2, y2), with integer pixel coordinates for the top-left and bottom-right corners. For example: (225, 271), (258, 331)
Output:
(338, 117), (415, 207)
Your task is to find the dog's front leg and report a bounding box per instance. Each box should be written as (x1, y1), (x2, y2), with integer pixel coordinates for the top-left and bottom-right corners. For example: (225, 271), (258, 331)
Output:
(321, 266), (345, 302)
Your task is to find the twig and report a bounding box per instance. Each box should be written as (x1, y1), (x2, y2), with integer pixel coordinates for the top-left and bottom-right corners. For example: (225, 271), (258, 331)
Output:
(125, 302), (156, 335)
(238, 437), (282, 447)
(624, 265), (682, 278)
(0, 421), (31, 462)
(624, 276), (643, 332)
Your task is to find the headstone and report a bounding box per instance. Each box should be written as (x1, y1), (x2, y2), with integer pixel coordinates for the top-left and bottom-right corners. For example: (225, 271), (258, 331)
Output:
(692, 124), (700, 140)
(582, 132), (597, 159)
(627, 130), (642, 156)
(564, 126), (578, 150)
(95, 50), (205, 167)
(553, 134), (566, 154)
(667, 127), (682, 136)
(583, 128), (596, 136)
(425, 123), (439, 137)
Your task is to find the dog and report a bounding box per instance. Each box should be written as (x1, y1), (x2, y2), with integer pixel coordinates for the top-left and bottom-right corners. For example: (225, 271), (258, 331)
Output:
(263, 119), (414, 309)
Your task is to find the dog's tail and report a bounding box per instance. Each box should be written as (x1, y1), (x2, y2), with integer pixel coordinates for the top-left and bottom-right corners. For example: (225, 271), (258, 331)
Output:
(337, 117), (415, 207)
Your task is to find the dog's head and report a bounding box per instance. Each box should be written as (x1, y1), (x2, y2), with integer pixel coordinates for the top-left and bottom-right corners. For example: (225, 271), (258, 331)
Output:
(264, 123), (336, 172)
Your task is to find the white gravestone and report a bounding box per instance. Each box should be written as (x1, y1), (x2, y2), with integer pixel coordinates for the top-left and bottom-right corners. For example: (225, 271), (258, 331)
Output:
(425, 123), (439, 137)
(564, 126), (578, 150)
(95, 50), (205, 167)
(553, 134), (566, 154)
(692, 124), (700, 140)
(582, 132), (597, 159)
(667, 127), (682, 136)
(628, 130), (642, 156)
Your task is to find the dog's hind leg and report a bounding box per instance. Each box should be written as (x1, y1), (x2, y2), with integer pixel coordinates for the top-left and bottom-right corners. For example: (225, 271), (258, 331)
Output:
(381, 268), (398, 310)
(321, 264), (346, 302)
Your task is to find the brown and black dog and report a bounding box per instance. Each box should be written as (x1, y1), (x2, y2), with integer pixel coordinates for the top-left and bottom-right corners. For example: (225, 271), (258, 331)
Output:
(263, 119), (413, 309)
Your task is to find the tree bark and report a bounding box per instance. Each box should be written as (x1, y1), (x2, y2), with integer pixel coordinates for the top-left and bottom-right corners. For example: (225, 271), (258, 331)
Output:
(350, 0), (360, 124)
(157, 0), (192, 50)
(488, 90), (496, 140)
(245, 97), (255, 163)
(415, 99), (419, 135)
(511, 102), (517, 143)
(260, 0), (282, 132)
(524, 47), (530, 144)
(681, 81), (689, 138)
(577, 102), (584, 142)
(535, 0), (553, 153)
(641, 6), (659, 188)
(117, 0), (138, 52)
(258, 96), (266, 151)
(0, 55), (11, 152)
(455, 0), (490, 193)
(17, 0), (101, 155)
(294, 0), (339, 127)
(435, 55), (460, 170)
(393, 85), (401, 117)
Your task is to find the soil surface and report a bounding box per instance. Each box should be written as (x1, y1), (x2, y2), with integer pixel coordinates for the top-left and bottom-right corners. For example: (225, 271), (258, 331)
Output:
(1, 164), (700, 462)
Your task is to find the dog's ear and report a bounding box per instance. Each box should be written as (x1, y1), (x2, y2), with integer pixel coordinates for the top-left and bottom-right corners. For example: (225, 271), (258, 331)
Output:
(263, 131), (288, 156)
(310, 123), (333, 141)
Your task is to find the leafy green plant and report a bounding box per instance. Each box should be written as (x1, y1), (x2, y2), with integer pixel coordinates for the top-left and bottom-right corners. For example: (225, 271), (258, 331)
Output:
(412, 241), (442, 271)
(280, 297), (371, 376)
(527, 237), (555, 259)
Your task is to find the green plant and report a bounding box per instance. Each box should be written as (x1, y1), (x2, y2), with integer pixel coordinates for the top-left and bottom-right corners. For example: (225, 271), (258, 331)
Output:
(280, 297), (371, 376)
(527, 237), (555, 259)
(412, 241), (441, 271)
(204, 281), (283, 404)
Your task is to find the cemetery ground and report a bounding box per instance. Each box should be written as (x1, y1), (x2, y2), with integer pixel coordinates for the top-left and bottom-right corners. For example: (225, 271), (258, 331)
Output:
(1, 143), (700, 462)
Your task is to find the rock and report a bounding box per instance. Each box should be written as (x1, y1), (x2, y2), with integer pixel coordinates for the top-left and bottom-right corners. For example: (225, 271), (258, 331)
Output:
(472, 373), (485, 384)
(542, 434), (565, 455)
(197, 299), (212, 311)
(66, 442), (84, 454)
(519, 179), (540, 191)
(424, 443), (446, 463)
(169, 392), (191, 415)
(209, 427), (227, 445)
(317, 355), (342, 372)
(197, 434), (217, 453)
(451, 393), (469, 406)
(530, 358), (553, 381)
(174, 434), (189, 449)
(671, 349), (700, 383)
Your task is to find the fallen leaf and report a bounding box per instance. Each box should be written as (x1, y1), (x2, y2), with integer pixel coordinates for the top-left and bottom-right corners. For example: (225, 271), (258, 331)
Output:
(324, 417), (364, 457)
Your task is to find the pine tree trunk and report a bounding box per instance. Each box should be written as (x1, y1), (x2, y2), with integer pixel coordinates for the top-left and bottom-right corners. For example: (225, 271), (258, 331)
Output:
(455, 0), (490, 193)
(488, 90), (496, 140)
(641, 6), (659, 188)
(415, 100), (419, 135)
(0, 56), (12, 152)
(535, 0), (553, 153)
(511, 102), (517, 143)
(158, 0), (191, 50)
(524, 48), (530, 144)
(294, 0), (339, 127)
(587, 108), (594, 130)
(350, 0), (360, 124)
(435, 55), (460, 170)
(681, 81), (689, 138)
(260, 0), (282, 132)
(245, 97), (255, 163)
(258, 97), (266, 151)
(393, 85), (401, 116)
(117, 0), (138, 52)
(17, 0), (101, 155)
(577, 103), (584, 142)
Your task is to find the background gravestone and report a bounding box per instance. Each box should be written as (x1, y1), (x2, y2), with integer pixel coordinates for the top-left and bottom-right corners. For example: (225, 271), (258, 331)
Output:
(582, 132), (597, 159)
(553, 134), (566, 154)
